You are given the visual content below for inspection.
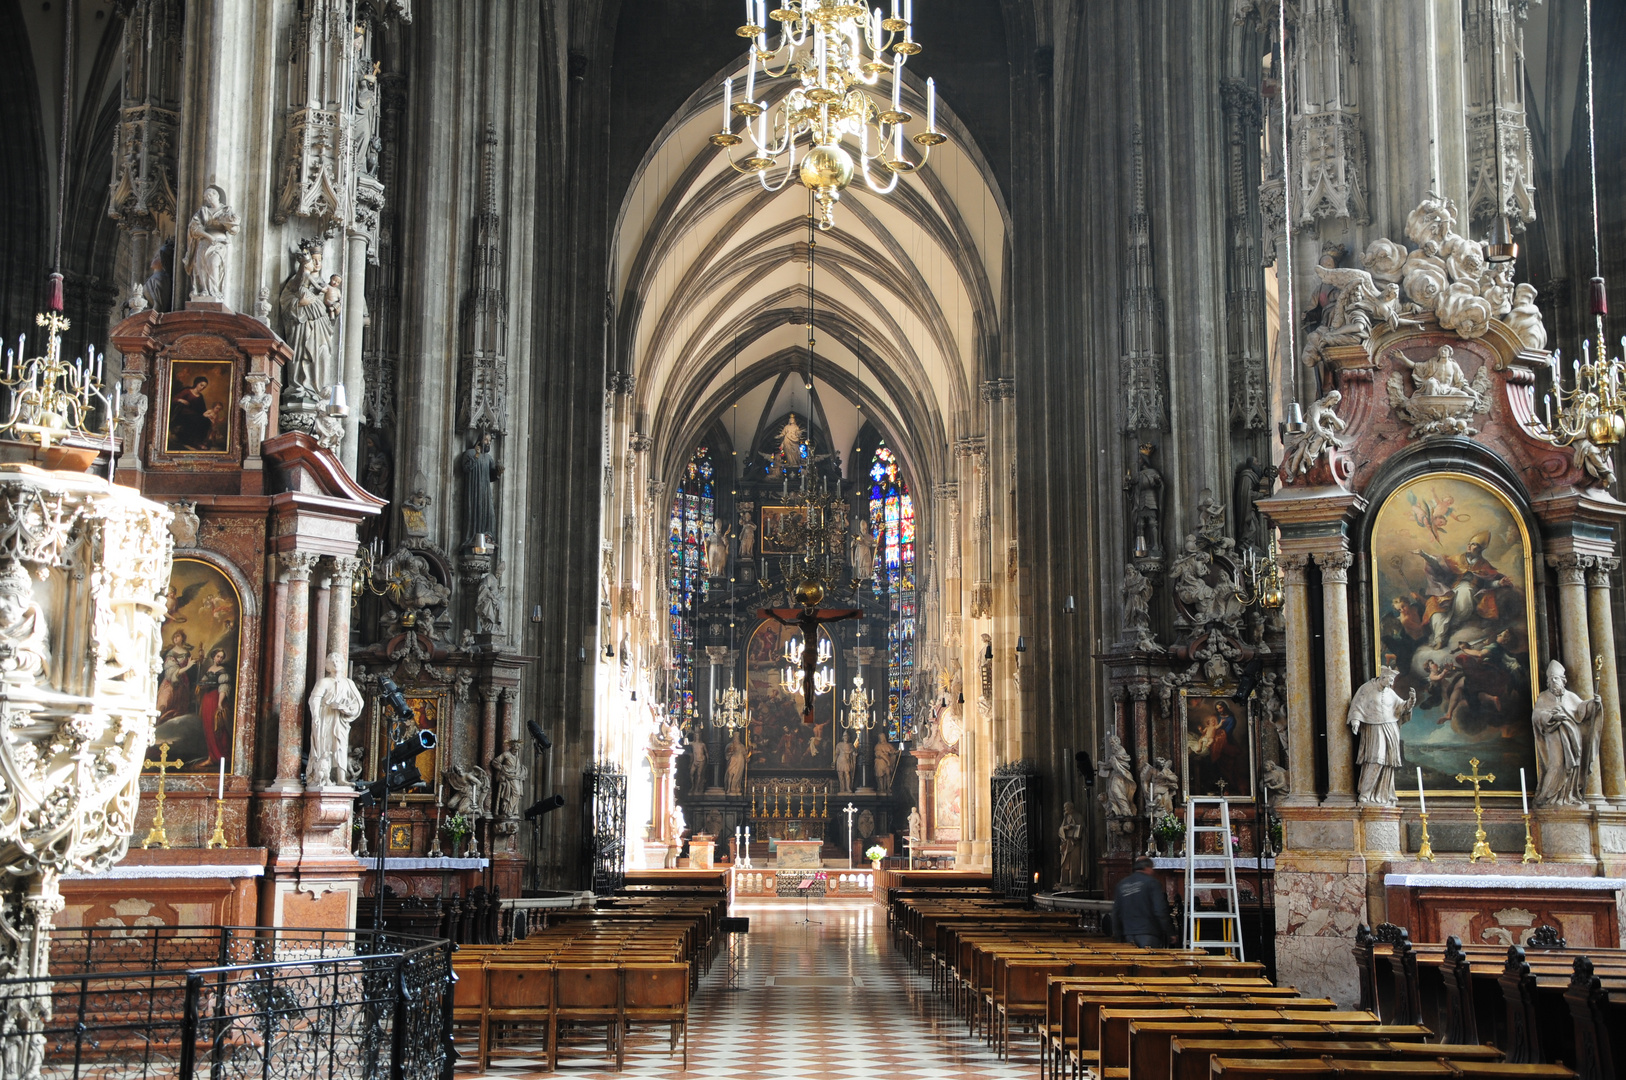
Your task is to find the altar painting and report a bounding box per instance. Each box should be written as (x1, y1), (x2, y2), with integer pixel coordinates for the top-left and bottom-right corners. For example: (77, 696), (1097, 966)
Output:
(150, 557), (241, 772)
(164, 359), (234, 454)
(745, 619), (834, 770)
(1371, 472), (1537, 794)
(935, 753), (963, 840)
(759, 506), (805, 555)
(1180, 689), (1253, 801)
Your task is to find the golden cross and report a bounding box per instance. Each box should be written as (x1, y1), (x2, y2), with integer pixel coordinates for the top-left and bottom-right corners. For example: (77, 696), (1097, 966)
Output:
(1453, 757), (1495, 795)
(149, 741), (182, 775)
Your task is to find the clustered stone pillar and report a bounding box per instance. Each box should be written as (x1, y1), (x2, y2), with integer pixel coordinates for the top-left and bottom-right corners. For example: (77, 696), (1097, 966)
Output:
(1280, 553), (1315, 804)
(326, 556), (360, 664)
(1318, 551), (1356, 804)
(274, 552), (319, 788)
(1586, 557), (1625, 802)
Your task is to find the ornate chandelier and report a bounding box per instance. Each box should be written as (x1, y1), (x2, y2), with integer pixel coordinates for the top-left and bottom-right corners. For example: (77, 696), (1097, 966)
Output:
(841, 671), (874, 731)
(715, 683), (751, 730)
(711, 0), (945, 230)
(2, 311), (112, 449)
(780, 632), (835, 697)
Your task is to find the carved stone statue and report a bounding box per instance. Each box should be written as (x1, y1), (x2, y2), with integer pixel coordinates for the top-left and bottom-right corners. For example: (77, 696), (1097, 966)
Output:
(1139, 756), (1177, 817)
(1120, 563), (1161, 653)
(978, 632), (993, 715)
(444, 763), (489, 819)
(384, 549), (450, 632)
(738, 510), (757, 558)
(687, 735), (707, 792)
(1405, 344), (1476, 398)
(667, 805), (686, 858)
(1573, 439), (1616, 489)
(1196, 487), (1230, 549)
(873, 739), (900, 796)
(1348, 666), (1416, 806)
(1124, 443), (1164, 562)
(115, 374), (149, 462)
(834, 733), (857, 794)
(906, 807), (924, 842)
(704, 526), (729, 578)
(1257, 671), (1287, 768)
(1283, 390), (1351, 477)
(0, 561), (49, 683)
(142, 239), (174, 314)
(240, 374), (272, 458)
(1099, 730), (1137, 820)
(1057, 802), (1084, 886)
(167, 501), (199, 548)
(851, 517), (877, 579)
(489, 739), (526, 834)
(346, 745), (366, 784)
(724, 731), (748, 795)
(305, 652), (364, 788)
(183, 185), (240, 304)
(1233, 456), (1270, 550)
(459, 431), (503, 547)
(1532, 659), (1603, 808)
(1261, 759), (1290, 799)
(278, 241), (334, 400)
(475, 560), (505, 634)
(1507, 283), (1546, 351)
(777, 414), (805, 467)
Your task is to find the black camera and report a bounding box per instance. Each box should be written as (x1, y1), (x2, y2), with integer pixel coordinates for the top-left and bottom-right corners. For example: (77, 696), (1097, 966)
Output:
(378, 676), (413, 721)
(385, 728), (436, 772)
(527, 718), (553, 754)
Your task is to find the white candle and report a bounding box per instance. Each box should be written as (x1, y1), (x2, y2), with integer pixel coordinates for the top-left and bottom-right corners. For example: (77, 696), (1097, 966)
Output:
(218, 756), (226, 801)
(722, 77), (732, 131)
(904, 0), (912, 23)
(927, 76), (936, 132)
(1520, 768), (1529, 815)
(745, 55), (755, 107)
(757, 0), (768, 47)
(1416, 766), (1426, 814)
(744, 0), (753, 25)
(892, 53), (902, 110)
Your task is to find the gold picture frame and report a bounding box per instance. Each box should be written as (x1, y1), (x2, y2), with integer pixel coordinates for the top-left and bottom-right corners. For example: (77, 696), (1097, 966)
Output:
(1178, 686), (1255, 803)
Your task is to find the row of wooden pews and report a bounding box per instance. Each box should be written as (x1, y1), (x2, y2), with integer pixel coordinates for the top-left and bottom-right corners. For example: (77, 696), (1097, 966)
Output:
(449, 887), (724, 1072)
(889, 891), (1584, 1080)
(1357, 923), (1624, 1079)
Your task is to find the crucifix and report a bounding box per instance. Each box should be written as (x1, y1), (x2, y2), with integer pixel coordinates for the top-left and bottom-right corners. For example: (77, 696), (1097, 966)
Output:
(142, 742), (182, 850)
(1454, 757), (1497, 863)
(843, 802), (858, 867)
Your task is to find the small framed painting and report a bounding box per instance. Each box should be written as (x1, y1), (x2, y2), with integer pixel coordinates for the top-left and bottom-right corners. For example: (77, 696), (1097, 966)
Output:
(164, 359), (235, 454)
(1179, 687), (1255, 803)
(759, 506), (805, 555)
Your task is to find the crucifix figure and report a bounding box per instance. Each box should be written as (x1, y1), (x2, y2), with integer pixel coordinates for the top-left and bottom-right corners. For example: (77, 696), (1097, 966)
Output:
(843, 801), (859, 867)
(142, 742), (184, 850)
(1454, 757), (1497, 863)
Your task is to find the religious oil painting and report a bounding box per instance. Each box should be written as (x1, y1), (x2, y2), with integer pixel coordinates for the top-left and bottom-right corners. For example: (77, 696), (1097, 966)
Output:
(1180, 688), (1254, 802)
(150, 557), (241, 772)
(370, 692), (444, 797)
(934, 753), (963, 840)
(745, 619), (834, 771)
(758, 506), (806, 556)
(1371, 472), (1537, 795)
(164, 359), (234, 454)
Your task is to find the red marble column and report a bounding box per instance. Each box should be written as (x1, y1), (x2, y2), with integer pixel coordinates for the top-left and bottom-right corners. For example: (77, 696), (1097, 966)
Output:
(274, 552), (319, 788)
(308, 567), (332, 694)
(480, 687), (499, 770)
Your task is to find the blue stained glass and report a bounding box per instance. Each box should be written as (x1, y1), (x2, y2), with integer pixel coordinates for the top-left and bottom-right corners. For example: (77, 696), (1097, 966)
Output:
(868, 443), (916, 741)
(667, 447), (716, 727)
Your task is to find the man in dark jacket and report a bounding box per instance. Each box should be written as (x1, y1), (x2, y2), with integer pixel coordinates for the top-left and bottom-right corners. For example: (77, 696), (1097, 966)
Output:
(1112, 856), (1170, 947)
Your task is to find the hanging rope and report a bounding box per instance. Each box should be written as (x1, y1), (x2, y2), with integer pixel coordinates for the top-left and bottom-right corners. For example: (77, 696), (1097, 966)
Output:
(49, 0), (77, 311)
(1585, 0), (1601, 281)
(1278, 2), (1294, 374)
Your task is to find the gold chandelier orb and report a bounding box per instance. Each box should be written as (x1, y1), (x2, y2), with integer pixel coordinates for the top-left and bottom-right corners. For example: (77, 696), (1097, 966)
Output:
(715, 0), (943, 230)
(794, 577), (826, 608)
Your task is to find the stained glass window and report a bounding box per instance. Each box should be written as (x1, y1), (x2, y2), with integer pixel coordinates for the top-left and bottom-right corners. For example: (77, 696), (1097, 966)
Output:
(668, 448), (715, 728)
(868, 443), (915, 741)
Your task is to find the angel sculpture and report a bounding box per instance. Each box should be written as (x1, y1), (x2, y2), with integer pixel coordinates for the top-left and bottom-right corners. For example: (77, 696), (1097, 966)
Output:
(1283, 390), (1351, 477)
(1098, 730), (1138, 820)
(444, 763), (490, 819)
(1139, 756), (1177, 817)
(1301, 264), (1379, 372)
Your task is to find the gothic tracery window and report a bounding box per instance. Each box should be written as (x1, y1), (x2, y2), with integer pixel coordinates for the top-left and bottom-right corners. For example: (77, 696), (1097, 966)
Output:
(868, 443), (915, 741)
(668, 448), (714, 728)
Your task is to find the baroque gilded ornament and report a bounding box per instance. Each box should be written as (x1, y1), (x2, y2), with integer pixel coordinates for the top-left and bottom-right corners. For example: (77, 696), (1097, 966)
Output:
(0, 468), (173, 1077)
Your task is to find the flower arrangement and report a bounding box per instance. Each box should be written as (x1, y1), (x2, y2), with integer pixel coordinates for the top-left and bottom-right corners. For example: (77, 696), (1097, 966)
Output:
(1151, 813), (1185, 846)
(865, 844), (887, 864)
(443, 812), (471, 851)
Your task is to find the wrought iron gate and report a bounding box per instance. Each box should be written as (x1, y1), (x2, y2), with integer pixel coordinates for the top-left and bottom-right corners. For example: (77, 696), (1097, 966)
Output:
(581, 761), (628, 893)
(990, 762), (1041, 899)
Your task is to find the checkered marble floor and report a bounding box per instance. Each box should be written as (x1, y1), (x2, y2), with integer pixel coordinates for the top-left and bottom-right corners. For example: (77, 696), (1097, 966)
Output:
(457, 900), (1038, 1078)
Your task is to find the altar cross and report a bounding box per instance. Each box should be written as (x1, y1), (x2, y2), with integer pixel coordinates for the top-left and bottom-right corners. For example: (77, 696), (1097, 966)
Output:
(843, 802), (858, 868)
(1454, 757), (1497, 863)
(1453, 757), (1496, 798)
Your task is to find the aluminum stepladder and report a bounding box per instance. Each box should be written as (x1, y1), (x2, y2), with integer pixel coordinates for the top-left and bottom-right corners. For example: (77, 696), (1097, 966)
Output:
(1183, 796), (1244, 959)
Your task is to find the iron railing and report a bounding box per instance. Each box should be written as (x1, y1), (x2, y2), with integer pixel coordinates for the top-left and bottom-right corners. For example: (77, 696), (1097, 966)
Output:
(582, 761), (628, 893)
(991, 761), (1041, 900)
(1, 926), (452, 1080)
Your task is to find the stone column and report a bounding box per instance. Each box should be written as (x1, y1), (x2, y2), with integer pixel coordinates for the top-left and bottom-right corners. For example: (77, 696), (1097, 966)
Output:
(1318, 552), (1356, 804)
(325, 556), (361, 659)
(273, 552), (319, 790)
(340, 232), (369, 473)
(1280, 554), (1316, 804)
(481, 686), (500, 771)
(308, 567), (333, 693)
(1589, 558), (1625, 802)
(1547, 554), (1598, 797)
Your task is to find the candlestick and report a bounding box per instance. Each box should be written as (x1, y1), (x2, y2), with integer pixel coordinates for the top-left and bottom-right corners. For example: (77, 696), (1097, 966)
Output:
(205, 795), (228, 849)
(1521, 813), (1542, 864)
(1416, 812), (1436, 862)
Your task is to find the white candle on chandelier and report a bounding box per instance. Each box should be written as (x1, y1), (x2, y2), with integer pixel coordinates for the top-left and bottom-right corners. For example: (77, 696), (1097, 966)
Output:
(745, 53), (755, 107)
(818, 34), (827, 86)
(926, 76), (936, 132)
(890, 0), (899, 19)
(1544, 393), (1552, 429)
(744, 0), (753, 26)
(722, 76), (733, 131)
(892, 53), (902, 110)
(757, 0), (767, 48)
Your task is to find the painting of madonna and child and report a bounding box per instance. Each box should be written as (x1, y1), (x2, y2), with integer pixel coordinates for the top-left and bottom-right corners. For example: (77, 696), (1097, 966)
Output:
(165, 359), (234, 454)
(1372, 473), (1538, 793)
(147, 558), (242, 772)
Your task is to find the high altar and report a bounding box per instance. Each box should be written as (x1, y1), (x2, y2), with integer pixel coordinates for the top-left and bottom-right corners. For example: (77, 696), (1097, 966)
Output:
(1253, 197), (1626, 1003)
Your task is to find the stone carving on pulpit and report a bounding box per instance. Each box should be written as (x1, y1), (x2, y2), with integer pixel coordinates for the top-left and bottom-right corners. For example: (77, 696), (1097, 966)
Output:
(1532, 659), (1602, 808)
(1348, 667), (1415, 807)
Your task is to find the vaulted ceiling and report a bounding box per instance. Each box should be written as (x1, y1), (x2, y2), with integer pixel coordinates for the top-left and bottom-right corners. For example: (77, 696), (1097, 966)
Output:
(613, 60), (1008, 503)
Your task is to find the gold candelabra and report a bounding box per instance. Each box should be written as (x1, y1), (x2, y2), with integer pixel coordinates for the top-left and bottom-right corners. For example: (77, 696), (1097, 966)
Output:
(1521, 813), (1542, 864)
(141, 742), (182, 850)
(712, 0), (947, 230)
(0, 310), (112, 447)
(1233, 532), (1285, 610)
(1453, 758), (1497, 863)
(1544, 294), (1625, 452)
(205, 798), (228, 849)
